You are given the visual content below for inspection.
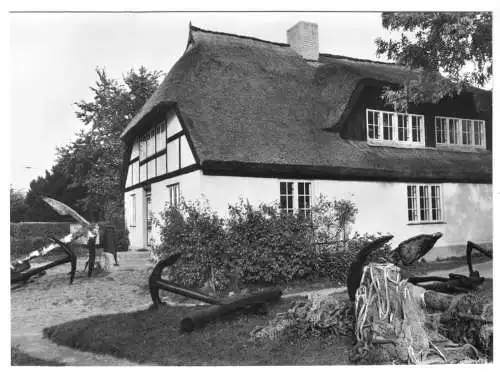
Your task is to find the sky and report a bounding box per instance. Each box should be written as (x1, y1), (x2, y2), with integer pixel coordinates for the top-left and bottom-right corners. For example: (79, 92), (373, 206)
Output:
(9, 11), (397, 191)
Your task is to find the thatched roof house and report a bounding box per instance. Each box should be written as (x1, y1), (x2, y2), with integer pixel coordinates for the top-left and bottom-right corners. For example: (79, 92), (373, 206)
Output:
(121, 21), (492, 256)
(121, 23), (491, 184)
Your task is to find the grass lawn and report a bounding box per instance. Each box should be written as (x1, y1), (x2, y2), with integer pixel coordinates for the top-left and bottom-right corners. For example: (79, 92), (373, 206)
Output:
(43, 297), (352, 366)
(11, 346), (65, 366)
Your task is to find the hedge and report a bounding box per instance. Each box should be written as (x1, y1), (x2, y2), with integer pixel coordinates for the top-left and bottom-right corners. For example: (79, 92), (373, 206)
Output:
(152, 198), (390, 291)
(10, 222), (72, 260)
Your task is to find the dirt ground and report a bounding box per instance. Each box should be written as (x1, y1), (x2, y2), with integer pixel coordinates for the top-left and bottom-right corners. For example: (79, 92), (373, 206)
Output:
(10, 252), (156, 364)
(12, 256), (154, 330)
(10, 250), (493, 365)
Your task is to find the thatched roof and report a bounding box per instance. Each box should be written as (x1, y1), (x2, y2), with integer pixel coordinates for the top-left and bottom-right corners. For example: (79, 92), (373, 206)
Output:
(121, 25), (492, 183)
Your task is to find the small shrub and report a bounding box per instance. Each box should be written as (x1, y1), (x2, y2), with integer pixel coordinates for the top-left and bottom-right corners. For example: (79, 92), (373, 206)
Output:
(226, 200), (316, 285)
(152, 200), (227, 290)
(152, 197), (379, 290)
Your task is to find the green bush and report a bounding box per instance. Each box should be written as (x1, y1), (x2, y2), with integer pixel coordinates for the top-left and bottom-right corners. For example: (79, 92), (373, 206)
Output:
(226, 201), (316, 285)
(10, 222), (71, 239)
(10, 222), (72, 260)
(153, 200), (227, 289)
(152, 197), (372, 290)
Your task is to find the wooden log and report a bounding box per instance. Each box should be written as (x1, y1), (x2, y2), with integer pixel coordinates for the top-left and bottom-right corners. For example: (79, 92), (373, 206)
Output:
(180, 288), (282, 332)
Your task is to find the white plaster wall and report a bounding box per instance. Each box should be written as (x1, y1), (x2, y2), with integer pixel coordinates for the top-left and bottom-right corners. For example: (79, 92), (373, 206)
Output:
(199, 175), (492, 261)
(315, 181), (492, 259)
(126, 172), (492, 260)
(166, 113), (182, 137)
(200, 175), (280, 216)
(180, 135), (196, 167)
(148, 169), (203, 245)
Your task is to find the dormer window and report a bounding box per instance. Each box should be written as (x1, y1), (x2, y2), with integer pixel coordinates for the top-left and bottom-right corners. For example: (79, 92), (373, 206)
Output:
(435, 117), (486, 149)
(366, 109), (425, 147)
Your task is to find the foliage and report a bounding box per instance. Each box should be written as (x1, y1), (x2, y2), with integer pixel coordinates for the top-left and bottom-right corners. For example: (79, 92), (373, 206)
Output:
(10, 222), (71, 260)
(311, 196), (358, 251)
(153, 197), (362, 290)
(21, 67), (162, 245)
(226, 200), (316, 286)
(10, 187), (29, 223)
(23, 167), (87, 222)
(56, 67), (162, 226)
(153, 200), (227, 290)
(375, 12), (492, 111)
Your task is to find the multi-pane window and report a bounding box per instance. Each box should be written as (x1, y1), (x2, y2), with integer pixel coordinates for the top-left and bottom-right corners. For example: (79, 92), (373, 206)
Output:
(435, 117), (486, 148)
(280, 181), (311, 217)
(297, 182), (312, 218)
(474, 120), (484, 146)
(411, 115), (422, 142)
(129, 114), (198, 186)
(397, 114), (408, 142)
(435, 117), (446, 144)
(139, 135), (147, 160)
(168, 183), (181, 208)
(280, 182), (294, 213)
(382, 112), (393, 140)
(407, 184), (443, 223)
(448, 119), (459, 144)
(146, 128), (156, 157)
(367, 109), (425, 146)
(156, 123), (166, 152)
(462, 119), (472, 145)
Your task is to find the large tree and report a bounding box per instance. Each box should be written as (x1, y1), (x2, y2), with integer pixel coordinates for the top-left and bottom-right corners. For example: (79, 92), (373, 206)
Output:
(23, 166), (87, 222)
(23, 66), (162, 244)
(375, 12), (492, 111)
(55, 67), (162, 246)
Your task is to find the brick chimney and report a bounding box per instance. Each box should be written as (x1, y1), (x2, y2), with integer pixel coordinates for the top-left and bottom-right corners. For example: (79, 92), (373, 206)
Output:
(287, 21), (319, 61)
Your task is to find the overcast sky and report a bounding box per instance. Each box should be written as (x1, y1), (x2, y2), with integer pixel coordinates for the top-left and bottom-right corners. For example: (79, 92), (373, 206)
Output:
(9, 12), (405, 191)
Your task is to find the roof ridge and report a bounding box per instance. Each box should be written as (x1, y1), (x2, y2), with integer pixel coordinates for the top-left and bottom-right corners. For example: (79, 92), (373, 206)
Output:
(190, 25), (402, 67)
(320, 53), (397, 66)
(190, 24), (290, 48)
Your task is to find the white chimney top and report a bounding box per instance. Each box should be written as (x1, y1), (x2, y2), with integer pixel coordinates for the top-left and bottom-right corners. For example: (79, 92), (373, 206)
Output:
(287, 21), (319, 61)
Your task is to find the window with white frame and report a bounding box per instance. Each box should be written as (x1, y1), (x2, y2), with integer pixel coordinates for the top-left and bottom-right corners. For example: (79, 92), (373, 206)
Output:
(435, 116), (486, 148)
(297, 182), (312, 218)
(367, 109), (425, 146)
(280, 181), (312, 217)
(168, 183), (181, 208)
(280, 182), (294, 214)
(407, 184), (443, 223)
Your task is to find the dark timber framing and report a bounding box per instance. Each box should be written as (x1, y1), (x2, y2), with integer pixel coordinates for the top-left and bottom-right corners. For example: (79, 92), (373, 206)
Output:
(122, 103), (202, 189)
(124, 164), (200, 192)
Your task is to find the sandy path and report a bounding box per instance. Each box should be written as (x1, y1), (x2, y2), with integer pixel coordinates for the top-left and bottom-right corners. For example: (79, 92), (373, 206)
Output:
(11, 252), (154, 365)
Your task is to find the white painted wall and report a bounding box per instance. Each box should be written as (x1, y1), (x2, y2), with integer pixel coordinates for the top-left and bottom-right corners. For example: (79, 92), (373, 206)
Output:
(199, 175), (492, 260)
(125, 170), (492, 260)
(124, 169), (203, 248)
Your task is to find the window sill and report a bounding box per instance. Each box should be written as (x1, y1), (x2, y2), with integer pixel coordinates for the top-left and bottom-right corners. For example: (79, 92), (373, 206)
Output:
(407, 221), (446, 226)
(435, 144), (486, 152)
(367, 140), (426, 149)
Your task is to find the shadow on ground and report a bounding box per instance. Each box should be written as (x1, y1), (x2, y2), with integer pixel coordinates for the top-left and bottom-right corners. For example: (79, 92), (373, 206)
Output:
(43, 297), (352, 366)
